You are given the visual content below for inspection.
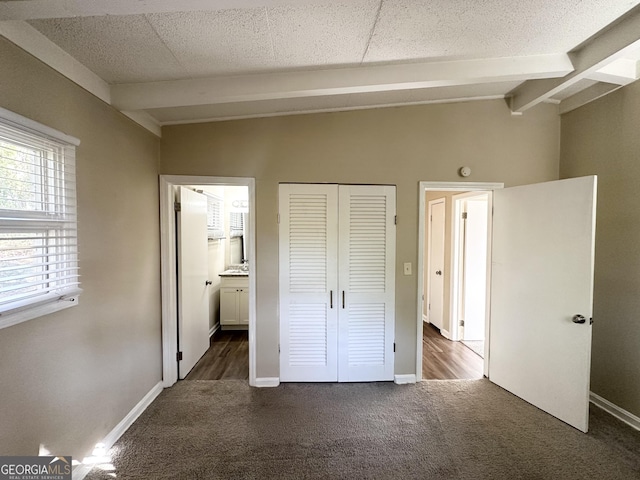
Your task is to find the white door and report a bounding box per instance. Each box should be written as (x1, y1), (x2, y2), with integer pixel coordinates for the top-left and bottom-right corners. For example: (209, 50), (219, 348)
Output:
(279, 184), (395, 382)
(338, 185), (396, 382)
(427, 200), (445, 330)
(462, 196), (489, 341)
(279, 184), (339, 382)
(490, 176), (597, 432)
(177, 187), (211, 379)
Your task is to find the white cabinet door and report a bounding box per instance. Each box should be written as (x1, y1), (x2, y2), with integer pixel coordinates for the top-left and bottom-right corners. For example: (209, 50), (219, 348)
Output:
(338, 185), (396, 382)
(279, 184), (339, 382)
(220, 287), (239, 325)
(238, 288), (249, 325)
(490, 176), (596, 432)
(177, 187), (210, 379)
(279, 184), (396, 383)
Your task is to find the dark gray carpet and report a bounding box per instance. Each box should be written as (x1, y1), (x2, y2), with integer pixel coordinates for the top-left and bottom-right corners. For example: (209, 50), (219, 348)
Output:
(85, 379), (640, 479)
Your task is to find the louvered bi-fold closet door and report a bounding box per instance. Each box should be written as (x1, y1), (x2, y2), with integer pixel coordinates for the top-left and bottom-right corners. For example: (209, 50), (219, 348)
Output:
(279, 184), (339, 382)
(338, 185), (396, 382)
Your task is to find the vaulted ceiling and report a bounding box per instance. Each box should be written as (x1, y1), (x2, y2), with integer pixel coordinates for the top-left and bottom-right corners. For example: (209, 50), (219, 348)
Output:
(2, 0), (640, 136)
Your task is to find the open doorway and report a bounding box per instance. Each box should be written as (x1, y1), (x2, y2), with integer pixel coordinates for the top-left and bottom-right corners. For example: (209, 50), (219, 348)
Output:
(180, 185), (250, 381)
(159, 175), (256, 388)
(417, 182), (502, 381)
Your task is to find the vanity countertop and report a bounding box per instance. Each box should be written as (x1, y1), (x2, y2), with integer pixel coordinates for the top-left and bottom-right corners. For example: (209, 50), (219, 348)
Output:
(219, 269), (249, 277)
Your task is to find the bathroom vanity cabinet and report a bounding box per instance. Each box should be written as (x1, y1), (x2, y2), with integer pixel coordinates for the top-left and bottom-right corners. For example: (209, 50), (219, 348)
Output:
(219, 275), (249, 328)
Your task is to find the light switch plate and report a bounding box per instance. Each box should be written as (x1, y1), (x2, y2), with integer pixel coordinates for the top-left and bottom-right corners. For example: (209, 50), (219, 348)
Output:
(403, 262), (412, 275)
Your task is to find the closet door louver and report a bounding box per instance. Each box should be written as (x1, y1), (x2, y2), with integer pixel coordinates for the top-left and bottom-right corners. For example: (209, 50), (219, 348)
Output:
(279, 184), (339, 382)
(338, 185), (396, 382)
(279, 184), (395, 383)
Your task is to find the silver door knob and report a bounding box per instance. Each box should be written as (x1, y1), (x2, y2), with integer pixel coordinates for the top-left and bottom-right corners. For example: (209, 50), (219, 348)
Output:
(572, 314), (586, 324)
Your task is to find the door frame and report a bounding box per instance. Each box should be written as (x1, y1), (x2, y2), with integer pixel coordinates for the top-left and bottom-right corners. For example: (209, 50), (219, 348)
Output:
(416, 181), (503, 381)
(160, 175), (257, 387)
(450, 191), (491, 344)
(425, 198), (445, 333)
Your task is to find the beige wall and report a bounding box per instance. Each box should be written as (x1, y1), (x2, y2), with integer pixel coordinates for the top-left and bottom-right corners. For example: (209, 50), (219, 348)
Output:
(561, 80), (640, 418)
(161, 100), (560, 378)
(0, 38), (162, 456)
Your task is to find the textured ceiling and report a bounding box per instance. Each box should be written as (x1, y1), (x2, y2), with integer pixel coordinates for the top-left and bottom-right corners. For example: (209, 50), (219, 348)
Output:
(4, 0), (639, 126)
(28, 0), (640, 83)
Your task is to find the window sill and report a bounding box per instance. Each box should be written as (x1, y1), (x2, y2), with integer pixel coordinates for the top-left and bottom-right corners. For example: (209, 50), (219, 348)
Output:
(0, 292), (82, 330)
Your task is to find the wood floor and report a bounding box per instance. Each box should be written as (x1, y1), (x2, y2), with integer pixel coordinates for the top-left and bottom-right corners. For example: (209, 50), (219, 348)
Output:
(186, 324), (479, 381)
(184, 329), (249, 380)
(422, 322), (484, 380)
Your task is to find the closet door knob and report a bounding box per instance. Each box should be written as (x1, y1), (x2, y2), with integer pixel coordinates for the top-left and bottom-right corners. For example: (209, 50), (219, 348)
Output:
(205, 280), (212, 286)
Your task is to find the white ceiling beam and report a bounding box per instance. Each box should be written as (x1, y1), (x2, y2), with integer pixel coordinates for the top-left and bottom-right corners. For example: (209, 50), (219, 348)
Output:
(586, 58), (639, 85)
(0, 20), (162, 136)
(0, 0), (329, 21)
(0, 21), (111, 103)
(111, 54), (573, 111)
(510, 7), (640, 113)
(121, 111), (162, 137)
(559, 83), (622, 115)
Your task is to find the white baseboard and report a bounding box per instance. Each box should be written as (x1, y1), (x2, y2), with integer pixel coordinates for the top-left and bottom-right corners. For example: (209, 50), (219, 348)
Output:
(209, 323), (220, 338)
(254, 377), (280, 387)
(73, 381), (163, 480)
(394, 374), (417, 384)
(590, 391), (640, 432)
(441, 329), (451, 339)
(422, 315), (428, 323)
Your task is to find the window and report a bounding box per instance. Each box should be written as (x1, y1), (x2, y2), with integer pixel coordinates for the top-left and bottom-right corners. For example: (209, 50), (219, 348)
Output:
(0, 107), (81, 329)
(206, 195), (224, 239)
(229, 211), (244, 238)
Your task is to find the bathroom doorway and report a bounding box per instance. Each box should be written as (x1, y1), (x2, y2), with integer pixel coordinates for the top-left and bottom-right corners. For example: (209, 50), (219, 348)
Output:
(159, 175), (256, 388)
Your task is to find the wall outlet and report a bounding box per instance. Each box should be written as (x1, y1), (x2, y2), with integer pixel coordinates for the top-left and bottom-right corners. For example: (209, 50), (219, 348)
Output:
(403, 262), (412, 275)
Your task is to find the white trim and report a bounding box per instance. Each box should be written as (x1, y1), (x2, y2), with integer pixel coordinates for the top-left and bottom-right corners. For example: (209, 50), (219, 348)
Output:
(590, 392), (640, 432)
(158, 95), (508, 126)
(0, 294), (80, 330)
(102, 383), (163, 448)
(0, 21), (111, 104)
(111, 55), (572, 111)
(416, 181), (503, 382)
(209, 323), (220, 338)
(510, 6), (640, 112)
(160, 175), (257, 388)
(394, 374), (417, 384)
(72, 381), (163, 480)
(422, 314), (428, 323)
(255, 377), (280, 388)
(0, 105), (80, 145)
(121, 111), (162, 137)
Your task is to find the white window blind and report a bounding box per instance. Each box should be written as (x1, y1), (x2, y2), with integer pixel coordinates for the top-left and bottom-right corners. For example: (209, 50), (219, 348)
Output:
(206, 195), (224, 239)
(229, 211), (244, 237)
(0, 108), (81, 328)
